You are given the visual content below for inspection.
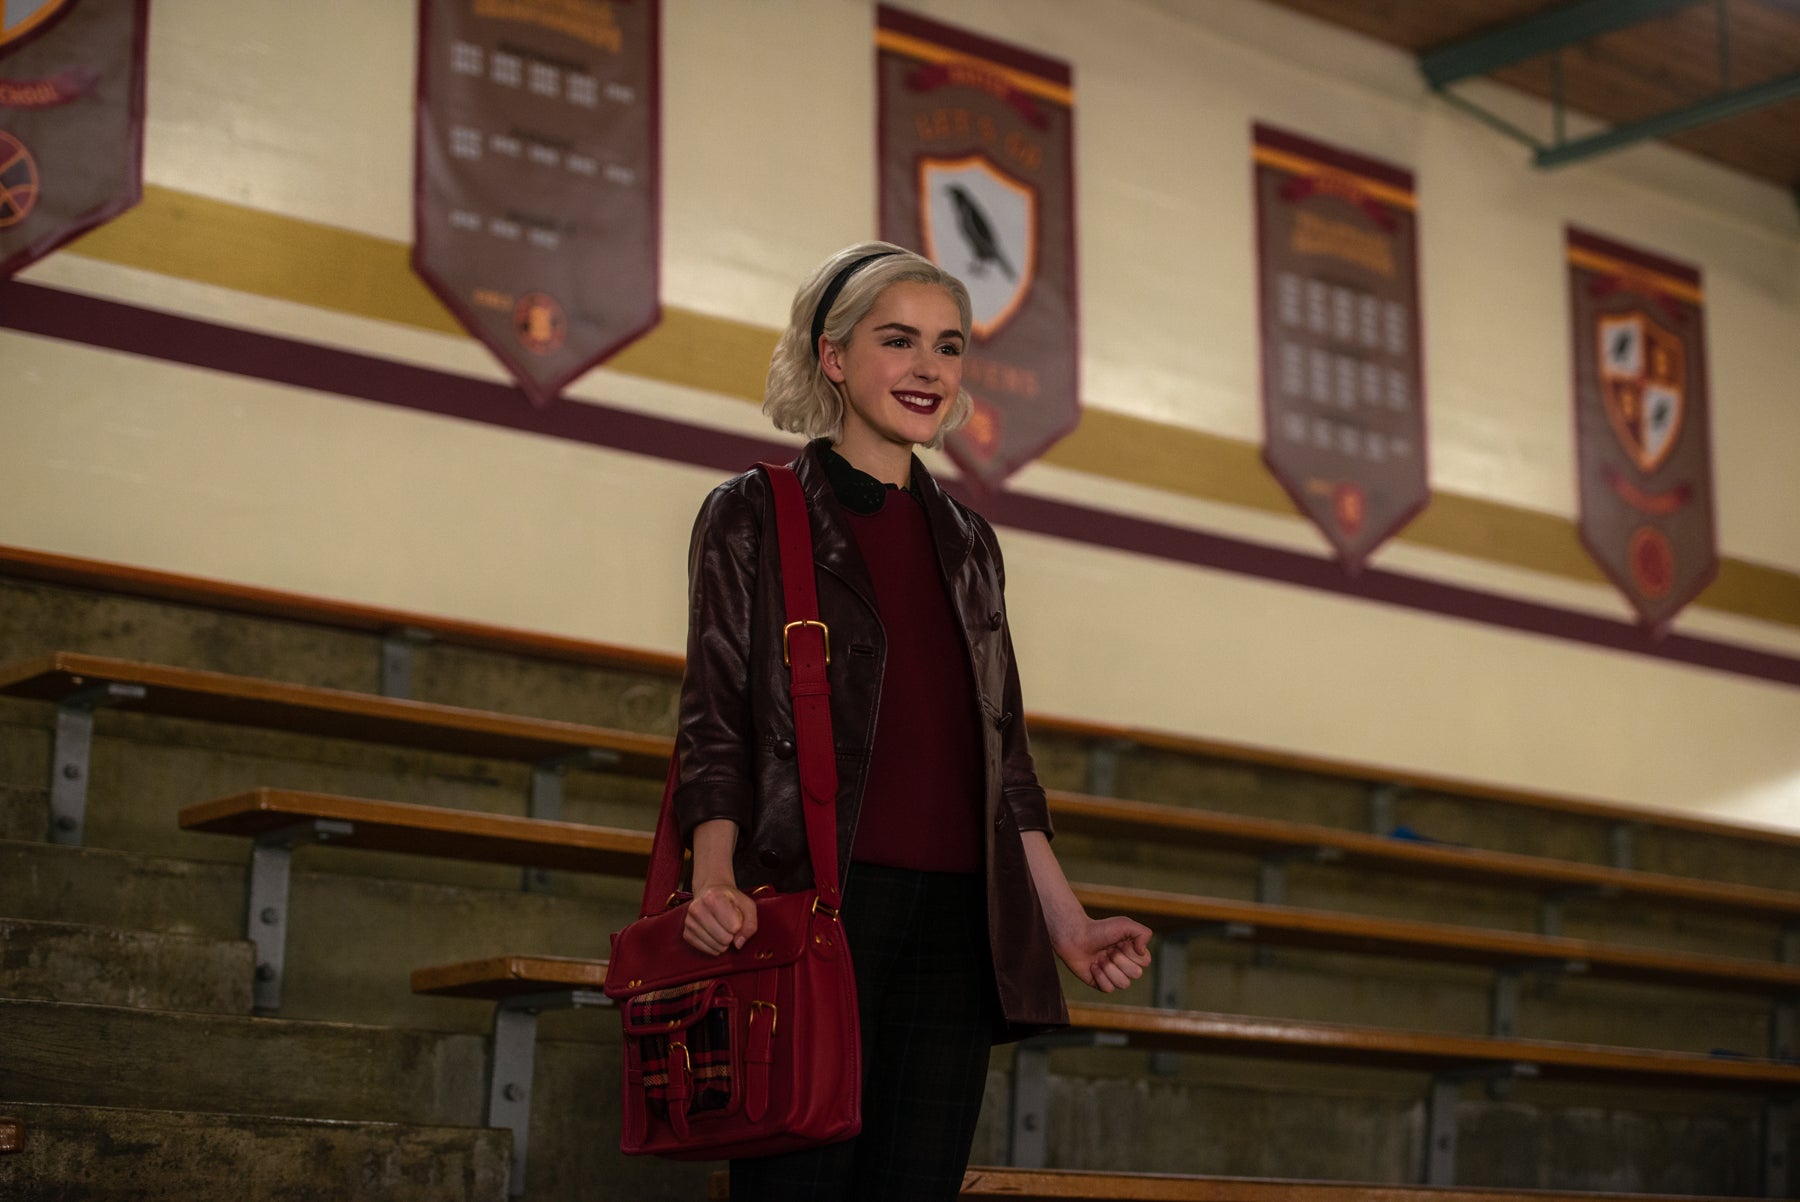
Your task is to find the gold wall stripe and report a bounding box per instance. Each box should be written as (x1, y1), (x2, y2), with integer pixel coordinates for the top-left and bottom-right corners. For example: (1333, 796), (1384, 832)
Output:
(59, 186), (1800, 629)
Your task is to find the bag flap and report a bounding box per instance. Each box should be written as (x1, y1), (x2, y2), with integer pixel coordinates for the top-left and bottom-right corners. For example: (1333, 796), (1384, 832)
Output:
(605, 888), (816, 1001)
(620, 977), (728, 1035)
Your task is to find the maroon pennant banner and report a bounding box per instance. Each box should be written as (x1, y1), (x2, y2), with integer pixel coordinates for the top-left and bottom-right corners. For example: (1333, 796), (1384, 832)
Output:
(0, 0), (146, 279)
(1253, 124), (1428, 572)
(1568, 227), (1716, 633)
(876, 5), (1078, 490)
(414, 0), (659, 408)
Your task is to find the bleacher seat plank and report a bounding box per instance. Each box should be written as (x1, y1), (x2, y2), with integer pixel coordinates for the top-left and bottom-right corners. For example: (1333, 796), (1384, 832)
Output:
(1064, 1002), (1800, 1091)
(1051, 792), (1800, 922)
(0, 652), (671, 775)
(1072, 884), (1800, 995)
(411, 955), (607, 1000)
(181, 789), (652, 875)
(419, 955), (1800, 1092)
(955, 1167), (1739, 1201)
(1030, 712), (1800, 853)
(12, 542), (1799, 858)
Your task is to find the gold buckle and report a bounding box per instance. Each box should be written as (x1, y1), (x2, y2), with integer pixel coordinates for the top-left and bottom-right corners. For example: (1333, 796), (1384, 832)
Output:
(782, 620), (830, 666)
(812, 897), (839, 920)
(750, 1000), (778, 1036)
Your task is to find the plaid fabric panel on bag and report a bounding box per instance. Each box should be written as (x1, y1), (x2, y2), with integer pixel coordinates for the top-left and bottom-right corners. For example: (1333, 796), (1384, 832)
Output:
(627, 980), (736, 1116)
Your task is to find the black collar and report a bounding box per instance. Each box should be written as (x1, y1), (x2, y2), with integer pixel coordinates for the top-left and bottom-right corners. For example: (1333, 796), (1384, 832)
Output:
(820, 443), (915, 515)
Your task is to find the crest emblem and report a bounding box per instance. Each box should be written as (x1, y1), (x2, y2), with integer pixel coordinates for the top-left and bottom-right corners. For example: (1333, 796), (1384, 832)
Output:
(1597, 310), (1685, 474)
(919, 154), (1036, 339)
(1, 0), (75, 49)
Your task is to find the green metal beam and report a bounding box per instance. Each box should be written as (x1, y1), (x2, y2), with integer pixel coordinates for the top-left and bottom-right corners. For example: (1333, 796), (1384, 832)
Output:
(1533, 70), (1800, 167)
(1421, 0), (1704, 89)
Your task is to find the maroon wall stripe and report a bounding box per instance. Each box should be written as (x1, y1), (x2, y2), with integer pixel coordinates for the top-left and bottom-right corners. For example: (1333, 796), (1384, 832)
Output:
(3, 279), (1796, 689)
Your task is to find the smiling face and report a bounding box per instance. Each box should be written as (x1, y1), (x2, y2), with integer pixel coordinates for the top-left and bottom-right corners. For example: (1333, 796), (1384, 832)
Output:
(820, 280), (966, 477)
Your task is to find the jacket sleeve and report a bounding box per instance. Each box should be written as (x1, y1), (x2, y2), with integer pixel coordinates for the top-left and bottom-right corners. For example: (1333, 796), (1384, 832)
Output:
(671, 478), (762, 844)
(983, 516), (1054, 839)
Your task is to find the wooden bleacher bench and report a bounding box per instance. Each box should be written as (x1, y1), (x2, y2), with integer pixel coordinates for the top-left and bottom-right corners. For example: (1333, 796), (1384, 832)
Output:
(952, 1168), (1746, 1201)
(11, 543), (1800, 866)
(426, 955), (1796, 1197)
(4, 651), (1794, 935)
(1051, 792), (1800, 925)
(179, 789), (650, 1011)
(0, 651), (670, 848)
(414, 955), (611, 1197)
(1056, 1002), (1800, 1091)
(1076, 883), (1800, 998)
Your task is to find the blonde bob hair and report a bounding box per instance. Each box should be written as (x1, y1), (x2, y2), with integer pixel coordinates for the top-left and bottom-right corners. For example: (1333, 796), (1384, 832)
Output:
(763, 241), (974, 448)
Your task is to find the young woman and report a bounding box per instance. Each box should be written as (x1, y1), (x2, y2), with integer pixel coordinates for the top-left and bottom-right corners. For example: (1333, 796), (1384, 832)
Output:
(674, 242), (1152, 1201)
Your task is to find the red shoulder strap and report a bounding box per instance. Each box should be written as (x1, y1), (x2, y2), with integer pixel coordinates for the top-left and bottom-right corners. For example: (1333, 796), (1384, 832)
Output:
(639, 461), (841, 915)
(761, 462), (842, 908)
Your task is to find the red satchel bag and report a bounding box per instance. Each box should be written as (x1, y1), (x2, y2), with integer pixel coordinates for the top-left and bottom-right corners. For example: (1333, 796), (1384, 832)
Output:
(606, 462), (861, 1159)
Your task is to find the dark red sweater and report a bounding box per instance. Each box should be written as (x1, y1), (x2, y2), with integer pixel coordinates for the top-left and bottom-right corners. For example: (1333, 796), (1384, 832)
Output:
(842, 488), (985, 874)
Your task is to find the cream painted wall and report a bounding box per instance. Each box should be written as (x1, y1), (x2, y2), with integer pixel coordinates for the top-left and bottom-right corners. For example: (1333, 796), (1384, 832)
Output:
(5, 0), (1799, 828)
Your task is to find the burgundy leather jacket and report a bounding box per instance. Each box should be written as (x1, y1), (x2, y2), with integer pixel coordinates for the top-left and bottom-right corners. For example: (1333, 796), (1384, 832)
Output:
(672, 440), (1069, 1039)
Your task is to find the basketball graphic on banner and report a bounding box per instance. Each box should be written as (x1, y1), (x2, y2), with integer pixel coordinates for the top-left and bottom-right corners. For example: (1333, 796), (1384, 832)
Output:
(0, 132), (38, 228)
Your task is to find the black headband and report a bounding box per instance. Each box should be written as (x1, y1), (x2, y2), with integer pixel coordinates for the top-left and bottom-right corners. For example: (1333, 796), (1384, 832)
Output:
(810, 251), (901, 359)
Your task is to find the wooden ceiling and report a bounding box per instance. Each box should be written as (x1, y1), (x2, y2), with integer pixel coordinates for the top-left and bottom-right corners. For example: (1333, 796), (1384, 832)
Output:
(1257, 0), (1800, 190)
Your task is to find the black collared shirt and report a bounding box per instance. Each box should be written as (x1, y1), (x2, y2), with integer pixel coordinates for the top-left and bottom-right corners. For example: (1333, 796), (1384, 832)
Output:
(820, 443), (916, 515)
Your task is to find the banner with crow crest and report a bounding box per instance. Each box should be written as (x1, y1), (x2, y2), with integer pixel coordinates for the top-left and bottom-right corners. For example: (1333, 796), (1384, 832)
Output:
(1567, 226), (1716, 633)
(876, 5), (1078, 489)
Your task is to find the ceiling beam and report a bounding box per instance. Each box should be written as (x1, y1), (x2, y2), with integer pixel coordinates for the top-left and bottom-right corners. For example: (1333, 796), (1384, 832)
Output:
(1533, 69), (1800, 166)
(1421, 0), (1705, 89)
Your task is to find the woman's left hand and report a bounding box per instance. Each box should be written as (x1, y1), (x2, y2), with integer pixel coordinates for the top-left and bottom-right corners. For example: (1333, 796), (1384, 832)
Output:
(1053, 915), (1153, 994)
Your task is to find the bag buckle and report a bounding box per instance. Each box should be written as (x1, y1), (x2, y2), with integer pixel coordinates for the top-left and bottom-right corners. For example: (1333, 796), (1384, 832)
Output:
(811, 897), (839, 920)
(782, 620), (830, 666)
(750, 1000), (778, 1036)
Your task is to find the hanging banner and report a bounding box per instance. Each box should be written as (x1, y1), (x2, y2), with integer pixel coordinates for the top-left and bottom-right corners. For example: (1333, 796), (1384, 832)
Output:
(0, 0), (147, 279)
(1568, 227), (1715, 633)
(876, 4), (1078, 490)
(1253, 123), (1427, 572)
(414, 0), (659, 408)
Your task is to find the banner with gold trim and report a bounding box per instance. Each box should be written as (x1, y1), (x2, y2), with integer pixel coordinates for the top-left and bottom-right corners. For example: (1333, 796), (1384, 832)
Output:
(876, 4), (1077, 490)
(1569, 226), (1715, 632)
(1253, 123), (1428, 572)
(413, 0), (659, 408)
(0, 0), (147, 279)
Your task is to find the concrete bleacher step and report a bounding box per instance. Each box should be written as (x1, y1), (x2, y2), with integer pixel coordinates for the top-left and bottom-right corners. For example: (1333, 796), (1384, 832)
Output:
(2, 997), (490, 1126)
(0, 838), (630, 1031)
(0, 917), (251, 1014)
(0, 1100), (510, 1201)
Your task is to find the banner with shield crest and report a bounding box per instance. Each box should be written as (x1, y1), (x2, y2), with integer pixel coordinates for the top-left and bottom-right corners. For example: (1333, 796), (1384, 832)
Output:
(876, 4), (1078, 490)
(1568, 227), (1715, 632)
(0, 0), (147, 279)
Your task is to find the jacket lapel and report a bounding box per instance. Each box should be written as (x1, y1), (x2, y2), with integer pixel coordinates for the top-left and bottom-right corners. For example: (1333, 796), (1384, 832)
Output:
(909, 454), (976, 589)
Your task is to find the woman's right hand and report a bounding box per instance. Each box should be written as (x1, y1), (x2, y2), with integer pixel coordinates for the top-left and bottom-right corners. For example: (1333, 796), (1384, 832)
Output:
(682, 882), (759, 955)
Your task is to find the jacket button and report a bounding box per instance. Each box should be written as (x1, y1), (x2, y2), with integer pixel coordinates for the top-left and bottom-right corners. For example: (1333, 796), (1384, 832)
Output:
(988, 610), (1003, 630)
(995, 711), (1014, 730)
(758, 850), (781, 869)
(773, 738), (795, 760)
